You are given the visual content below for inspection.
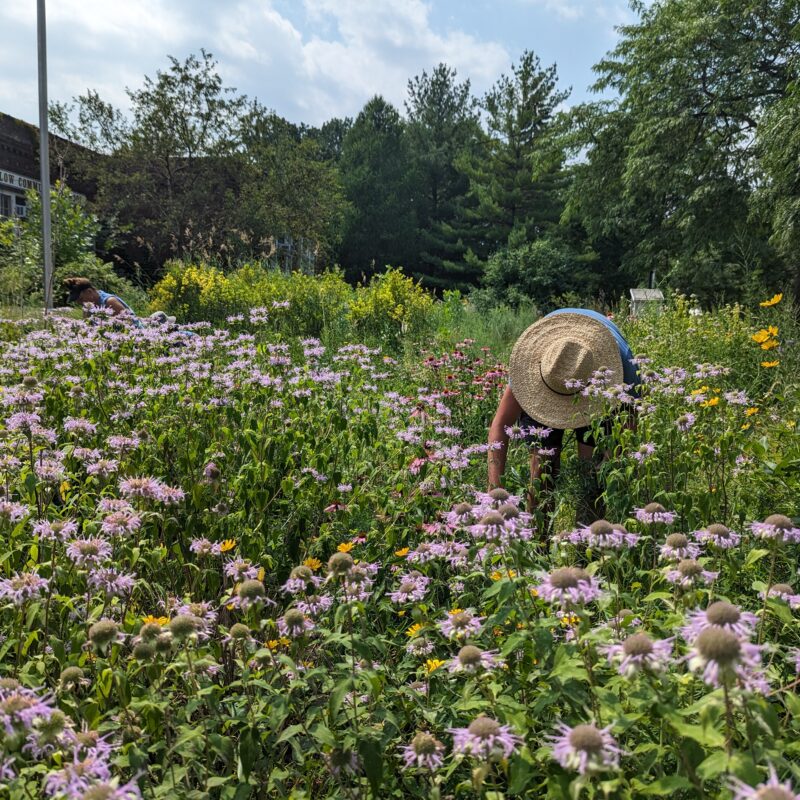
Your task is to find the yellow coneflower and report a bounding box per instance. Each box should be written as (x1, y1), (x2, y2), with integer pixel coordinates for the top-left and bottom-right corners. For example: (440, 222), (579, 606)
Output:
(303, 557), (322, 571)
(425, 658), (446, 674)
(337, 542), (354, 553)
(142, 615), (168, 626)
(759, 293), (782, 307)
(219, 539), (236, 553)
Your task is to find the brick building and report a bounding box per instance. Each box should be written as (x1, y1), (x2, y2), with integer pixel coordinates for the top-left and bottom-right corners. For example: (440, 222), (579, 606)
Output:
(0, 112), (88, 218)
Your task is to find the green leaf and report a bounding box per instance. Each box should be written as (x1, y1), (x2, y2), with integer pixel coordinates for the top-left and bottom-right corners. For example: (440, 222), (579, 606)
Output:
(328, 678), (351, 722)
(697, 751), (729, 779)
(669, 720), (726, 749)
(357, 737), (383, 795)
(631, 775), (693, 794)
(238, 725), (261, 780)
(275, 724), (304, 745)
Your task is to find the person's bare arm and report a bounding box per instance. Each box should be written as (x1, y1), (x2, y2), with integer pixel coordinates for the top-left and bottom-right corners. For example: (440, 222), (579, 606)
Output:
(488, 386), (523, 488)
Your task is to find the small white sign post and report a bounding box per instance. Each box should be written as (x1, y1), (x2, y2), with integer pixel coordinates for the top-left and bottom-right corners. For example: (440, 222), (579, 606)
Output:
(629, 288), (664, 317)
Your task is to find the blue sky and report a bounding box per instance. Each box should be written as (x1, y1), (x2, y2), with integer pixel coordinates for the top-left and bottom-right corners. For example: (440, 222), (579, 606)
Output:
(0, 1), (635, 128)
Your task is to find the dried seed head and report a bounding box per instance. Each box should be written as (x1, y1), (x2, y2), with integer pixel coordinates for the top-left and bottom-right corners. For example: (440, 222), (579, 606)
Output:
(468, 716), (500, 738)
(154, 633), (173, 653)
(666, 533), (689, 548)
(479, 512), (505, 528)
(0, 678), (21, 691)
(677, 559), (702, 577)
(22, 375), (38, 388)
(622, 633), (654, 657)
(705, 601), (740, 626)
(644, 502), (666, 514)
(549, 567), (590, 589)
(453, 502), (473, 516)
(770, 583), (794, 595)
(457, 645), (484, 667)
(398, 580), (417, 594)
(327, 552), (354, 576)
(764, 514), (793, 530)
(488, 488), (510, 502)
(696, 627), (741, 664)
(237, 579), (266, 600)
(450, 612), (472, 628)
(568, 724), (605, 753)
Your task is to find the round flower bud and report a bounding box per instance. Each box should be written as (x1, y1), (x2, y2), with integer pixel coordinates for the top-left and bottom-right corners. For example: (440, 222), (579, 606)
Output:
(0, 678), (21, 690)
(665, 533), (689, 548)
(498, 504), (520, 520)
(59, 666), (85, 689)
(589, 520), (614, 537)
(228, 623), (251, 641)
(88, 619), (119, 650)
(468, 715), (501, 738)
(453, 502), (473, 516)
(154, 632), (173, 654)
(695, 627), (741, 665)
(549, 567), (590, 590)
(568, 724), (605, 755)
(168, 614), (202, 640)
(705, 601), (740, 626)
(479, 512), (505, 527)
(488, 488), (510, 502)
(290, 565), (313, 583)
(622, 633), (653, 657)
(327, 552), (354, 576)
(237, 579), (266, 601)
(22, 376), (38, 388)
(139, 622), (163, 640)
(457, 645), (484, 668)
(644, 502), (666, 514)
(764, 514), (793, 530)
(132, 640), (156, 661)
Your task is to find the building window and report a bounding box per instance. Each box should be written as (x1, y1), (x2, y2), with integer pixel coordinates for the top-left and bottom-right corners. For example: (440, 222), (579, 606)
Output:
(0, 193), (11, 217)
(14, 196), (27, 218)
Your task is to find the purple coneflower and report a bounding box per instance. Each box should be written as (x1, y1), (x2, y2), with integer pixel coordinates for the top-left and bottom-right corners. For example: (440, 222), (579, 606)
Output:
(448, 645), (502, 673)
(749, 515), (800, 544)
(687, 626), (768, 692)
(694, 523), (741, 549)
(665, 559), (718, 588)
(600, 632), (673, 677)
(438, 609), (484, 640)
(277, 609), (315, 638)
(548, 722), (623, 775)
(65, 537), (113, 568)
(401, 731), (445, 771)
(659, 533), (701, 561)
(450, 715), (521, 760)
(635, 503), (677, 525)
(681, 601), (758, 642)
(728, 765), (800, 800)
(389, 572), (430, 604)
(534, 567), (603, 607)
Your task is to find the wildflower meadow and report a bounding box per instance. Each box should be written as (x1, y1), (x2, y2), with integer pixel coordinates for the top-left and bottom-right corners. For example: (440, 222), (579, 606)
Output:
(0, 292), (799, 799)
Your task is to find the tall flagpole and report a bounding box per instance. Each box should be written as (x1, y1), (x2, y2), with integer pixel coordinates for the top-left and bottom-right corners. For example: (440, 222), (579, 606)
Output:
(37, 0), (54, 311)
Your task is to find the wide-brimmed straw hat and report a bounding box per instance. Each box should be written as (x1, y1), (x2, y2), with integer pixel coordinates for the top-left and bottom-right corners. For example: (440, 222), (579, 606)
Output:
(509, 312), (623, 430)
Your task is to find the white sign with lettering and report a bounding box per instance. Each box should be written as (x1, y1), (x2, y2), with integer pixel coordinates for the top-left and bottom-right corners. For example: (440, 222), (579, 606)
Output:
(0, 170), (41, 193)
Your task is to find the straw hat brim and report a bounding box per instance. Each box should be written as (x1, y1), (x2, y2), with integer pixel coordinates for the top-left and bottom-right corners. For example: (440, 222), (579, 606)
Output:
(509, 313), (624, 430)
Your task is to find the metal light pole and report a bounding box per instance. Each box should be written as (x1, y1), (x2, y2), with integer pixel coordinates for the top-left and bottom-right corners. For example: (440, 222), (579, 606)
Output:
(37, 0), (54, 311)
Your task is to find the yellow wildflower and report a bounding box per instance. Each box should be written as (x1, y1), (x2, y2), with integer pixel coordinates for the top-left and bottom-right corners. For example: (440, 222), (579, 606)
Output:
(397, 610), (406, 617)
(787, 421), (796, 428)
(745, 407), (759, 417)
(219, 539), (236, 553)
(761, 360), (780, 368)
(302, 557), (322, 571)
(394, 547), (410, 557)
(741, 423), (751, 431)
(700, 397), (719, 408)
(690, 385), (709, 395)
(752, 330), (771, 344)
(560, 614), (579, 627)
(490, 569), (517, 581)
(337, 542), (354, 553)
(448, 608), (464, 615)
(760, 293), (783, 307)
(760, 339), (779, 351)
(257, 567), (265, 582)
(406, 623), (424, 638)
(425, 659), (446, 674)
(142, 615), (169, 626)
(768, 325), (779, 336)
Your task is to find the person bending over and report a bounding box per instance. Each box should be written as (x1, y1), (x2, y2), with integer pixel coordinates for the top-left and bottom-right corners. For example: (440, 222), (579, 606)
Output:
(63, 277), (136, 318)
(488, 308), (639, 521)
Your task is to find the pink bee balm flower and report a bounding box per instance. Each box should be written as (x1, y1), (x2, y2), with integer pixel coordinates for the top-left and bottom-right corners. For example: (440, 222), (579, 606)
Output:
(0, 572), (49, 605)
(634, 503), (677, 525)
(681, 601), (758, 643)
(65, 537), (112, 567)
(665, 559), (718, 588)
(400, 731), (445, 771)
(600, 632), (673, 677)
(449, 715), (521, 761)
(277, 609), (315, 638)
(728, 765), (800, 800)
(534, 567), (603, 607)
(686, 626), (768, 692)
(438, 609), (484, 640)
(762, 583), (800, 609)
(659, 533), (701, 561)
(694, 523), (741, 549)
(448, 644), (502, 673)
(389, 572), (430, 604)
(570, 520), (639, 550)
(548, 722), (623, 775)
(749, 514), (800, 544)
